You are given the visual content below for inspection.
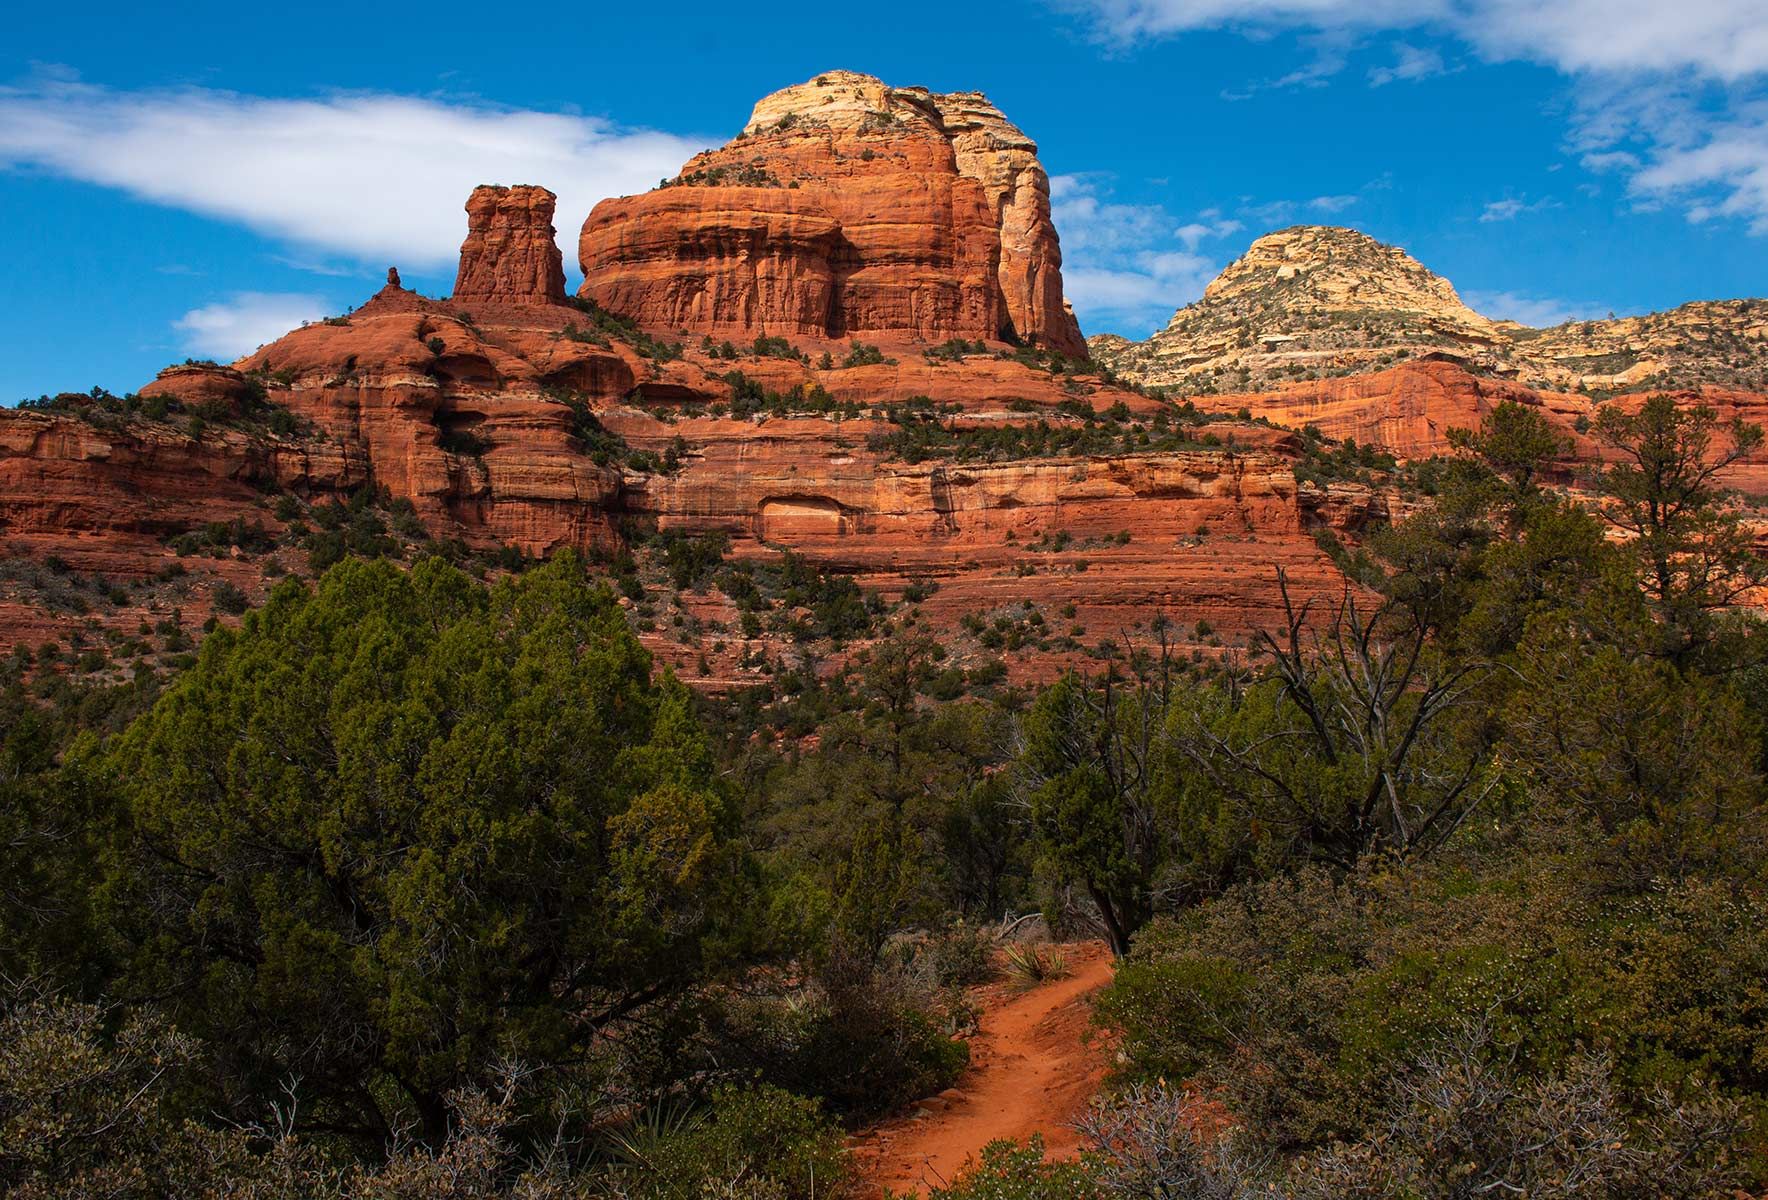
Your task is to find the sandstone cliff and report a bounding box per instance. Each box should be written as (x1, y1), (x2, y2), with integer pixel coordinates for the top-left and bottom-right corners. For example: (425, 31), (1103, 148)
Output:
(1518, 300), (1768, 393)
(0, 175), (1379, 682)
(577, 71), (1086, 355)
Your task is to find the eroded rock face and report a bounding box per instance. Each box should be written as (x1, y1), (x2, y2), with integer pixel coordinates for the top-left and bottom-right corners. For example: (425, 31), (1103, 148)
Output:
(6, 170), (1765, 689)
(0, 408), (364, 545)
(138, 363), (262, 416)
(453, 184), (568, 306)
(578, 71), (1086, 355)
(0, 179), (1378, 676)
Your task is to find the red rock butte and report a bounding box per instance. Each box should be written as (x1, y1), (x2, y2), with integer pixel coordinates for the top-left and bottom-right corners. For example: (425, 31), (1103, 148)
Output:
(577, 71), (1086, 356)
(454, 184), (568, 306)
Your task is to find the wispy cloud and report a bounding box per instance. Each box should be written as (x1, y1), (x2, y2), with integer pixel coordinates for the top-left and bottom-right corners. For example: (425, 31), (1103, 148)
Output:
(1050, 173), (1174, 255)
(1175, 215), (1244, 249)
(1369, 43), (1446, 85)
(1220, 32), (1353, 98)
(1599, 92), (1768, 234)
(1053, 175), (1240, 334)
(1234, 190), (1362, 227)
(1067, 0), (1766, 79)
(0, 74), (707, 273)
(1478, 195), (1560, 222)
(1242, 199), (1299, 226)
(1463, 289), (1615, 328)
(174, 292), (331, 359)
(1062, 0), (1768, 234)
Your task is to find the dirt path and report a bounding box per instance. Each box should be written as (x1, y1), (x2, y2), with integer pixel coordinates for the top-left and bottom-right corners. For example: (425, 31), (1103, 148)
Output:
(849, 942), (1116, 1196)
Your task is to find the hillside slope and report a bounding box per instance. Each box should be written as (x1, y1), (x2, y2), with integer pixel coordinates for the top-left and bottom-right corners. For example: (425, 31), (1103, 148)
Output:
(1090, 225), (1768, 396)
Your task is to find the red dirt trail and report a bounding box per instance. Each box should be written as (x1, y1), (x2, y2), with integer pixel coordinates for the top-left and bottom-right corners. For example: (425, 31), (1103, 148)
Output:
(849, 942), (1116, 1196)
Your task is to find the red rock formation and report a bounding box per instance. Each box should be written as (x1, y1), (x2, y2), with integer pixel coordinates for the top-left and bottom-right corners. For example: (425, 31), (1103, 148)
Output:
(0, 407), (362, 548)
(1200, 360), (1570, 459)
(52, 171), (1768, 685)
(1191, 357), (1768, 499)
(0, 180), (1373, 674)
(7, 179), (1764, 685)
(138, 363), (262, 416)
(452, 184), (567, 306)
(235, 298), (626, 553)
(578, 72), (1085, 355)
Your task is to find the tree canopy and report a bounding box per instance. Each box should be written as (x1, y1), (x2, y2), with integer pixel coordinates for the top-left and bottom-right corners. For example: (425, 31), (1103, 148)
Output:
(97, 552), (743, 1145)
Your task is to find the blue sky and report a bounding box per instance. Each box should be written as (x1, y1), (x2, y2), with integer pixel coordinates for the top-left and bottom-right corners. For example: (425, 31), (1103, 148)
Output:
(3, 0), (1764, 400)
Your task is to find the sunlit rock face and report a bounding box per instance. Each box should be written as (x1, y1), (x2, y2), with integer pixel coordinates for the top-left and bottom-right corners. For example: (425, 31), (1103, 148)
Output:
(577, 71), (1086, 356)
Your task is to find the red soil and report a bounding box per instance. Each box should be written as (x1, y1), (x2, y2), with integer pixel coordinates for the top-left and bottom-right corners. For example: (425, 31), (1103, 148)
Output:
(849, 942), (1116, 1196)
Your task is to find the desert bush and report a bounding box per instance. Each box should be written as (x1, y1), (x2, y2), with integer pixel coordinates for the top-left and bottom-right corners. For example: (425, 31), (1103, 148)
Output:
(1059, 1042), (1752, 1200)
(913, 922), (1000, 988)
(917, 1136), (1102, 1200)
(705, 951), (968, 1120)
(602, 1084), (845, 1200)
(96, 553), (745, 1147)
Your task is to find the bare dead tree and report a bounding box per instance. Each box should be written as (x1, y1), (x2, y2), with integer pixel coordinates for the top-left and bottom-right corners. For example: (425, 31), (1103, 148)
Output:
(1171, 568), (1494, 869)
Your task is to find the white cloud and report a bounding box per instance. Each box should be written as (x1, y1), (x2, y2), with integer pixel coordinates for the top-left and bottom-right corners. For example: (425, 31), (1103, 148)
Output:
(1053, 175), (1238, 334)
(1175, 217), (1243, 249)
(174, 292), (331, 359)
(1064, 0), (1768, 233)
(1581, 150), (1643, 173)
(1068, 0), (1448, 42)
(1463, 289), (1615, 327)
(1050, 174), (1174, 255)
(1242, 199), (1299, 226)
(1069, 0), (1767, 79)
(0, 75), (708, 274)
(1465, 0), (1768, 82)
(1309, 193), (1359, 212)
(1369, 43), (1446, 85)
(1064, 251), (1220, 322)
(1617, 96), (1768, 234)
(1478, 195), (1559, 222)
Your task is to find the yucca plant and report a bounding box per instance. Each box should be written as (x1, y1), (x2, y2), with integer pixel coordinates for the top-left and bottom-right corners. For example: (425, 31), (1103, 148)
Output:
(1001, 942), (1069, 987)
(602, 1098), (705, 1172)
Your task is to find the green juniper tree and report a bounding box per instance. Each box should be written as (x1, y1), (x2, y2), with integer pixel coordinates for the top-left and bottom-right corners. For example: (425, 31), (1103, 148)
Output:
(96, 552), (744, 1146)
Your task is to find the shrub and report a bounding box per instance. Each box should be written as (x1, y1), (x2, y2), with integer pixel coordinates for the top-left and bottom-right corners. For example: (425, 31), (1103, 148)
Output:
(437, 427), (491, 457)
(97, 554), (743, 1147)
(840, 340), (886, 369)
(209, 581), (248, 616)
(920, 1137), (1102, 1200)
(707, 954), (969, 1120)
(605, 1084), (846, 1200)
(919, 923), (999, 988)
(1095, 953), (1253, 1080)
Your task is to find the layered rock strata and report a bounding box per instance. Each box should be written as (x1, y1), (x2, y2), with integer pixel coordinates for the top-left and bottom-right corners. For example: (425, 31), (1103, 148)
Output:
(578, 71), (1085, 355)
(453, 184), (568, 306)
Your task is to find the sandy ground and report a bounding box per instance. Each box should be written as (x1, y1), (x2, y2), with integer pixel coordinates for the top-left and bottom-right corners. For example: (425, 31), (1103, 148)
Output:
(848, 941), (1116, 1196)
